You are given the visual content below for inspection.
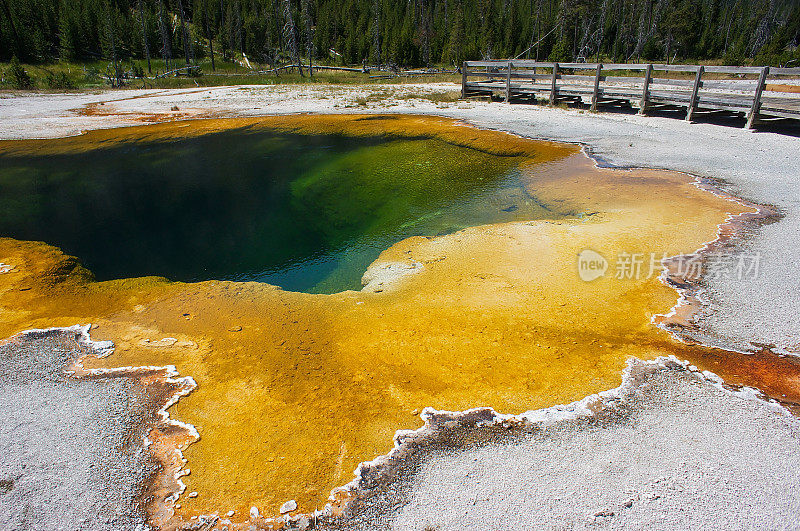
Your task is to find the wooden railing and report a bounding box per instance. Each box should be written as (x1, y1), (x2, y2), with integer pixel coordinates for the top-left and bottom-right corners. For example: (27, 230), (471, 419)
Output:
(461, 61), (800, 129)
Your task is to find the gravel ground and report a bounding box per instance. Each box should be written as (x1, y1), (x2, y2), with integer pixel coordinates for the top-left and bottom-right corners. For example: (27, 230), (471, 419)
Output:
(2, 84), (798, 353)
(0, 328), (155, 531)
(329, 360), (800, 530)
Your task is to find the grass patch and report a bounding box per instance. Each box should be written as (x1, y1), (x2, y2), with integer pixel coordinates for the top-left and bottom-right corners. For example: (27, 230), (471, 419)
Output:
(340, 88), (462, 108)
(396, 90), (461, 103)
(0, 58), (460, 92)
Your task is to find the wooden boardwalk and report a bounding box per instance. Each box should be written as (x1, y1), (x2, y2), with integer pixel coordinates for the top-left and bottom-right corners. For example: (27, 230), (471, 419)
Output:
(461, 61), (800, 129)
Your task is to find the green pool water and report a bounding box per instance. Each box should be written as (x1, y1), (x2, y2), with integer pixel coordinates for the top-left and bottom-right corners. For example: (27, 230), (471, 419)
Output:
(0, 127), (568, 293)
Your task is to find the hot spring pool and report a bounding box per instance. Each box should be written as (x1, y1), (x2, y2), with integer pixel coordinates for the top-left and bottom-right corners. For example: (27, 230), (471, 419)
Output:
(0, 124), (569, 293)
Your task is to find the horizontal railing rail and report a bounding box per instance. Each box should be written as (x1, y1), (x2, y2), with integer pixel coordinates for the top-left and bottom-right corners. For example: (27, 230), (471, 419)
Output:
(461, 61), (800, 129)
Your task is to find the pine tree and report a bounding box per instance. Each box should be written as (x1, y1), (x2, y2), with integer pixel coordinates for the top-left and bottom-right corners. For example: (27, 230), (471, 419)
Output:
(0, 0), (21, 60)
(443, 2), (464, 66)
(302, 0), (314, 73)
(102, 0), (121, 86)
(282, 0), (303, 74)
(157, 0), (172, 70)
(138, 0), (152, 72)
(371, 0), (381, 65)
(176, 0), (194, 64)
(2, 0), (800, 68)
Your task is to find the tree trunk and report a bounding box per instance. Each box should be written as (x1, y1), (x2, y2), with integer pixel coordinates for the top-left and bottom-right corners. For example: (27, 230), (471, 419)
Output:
(235, 0), (243, 53)
(420, 0), (430, 66)
(596, 0), (608, 63)
(273, 0), (283, 52)
(632, 1), (649, 62)
(371, 0), (381, 66)
(535, 0), (541, 60)
(209, 28), (216, 70)
(106, 2), (120, 87)
(137, 0), (152, 73)
(665, 33), (671, 64)
(157, 0), (172, 71)
(176, 0), (193, 66)
(0, 0), (21, 58)
(219, 0), (227, 60)
(282, 0), (303, 75)
(302, 0), (314, 75)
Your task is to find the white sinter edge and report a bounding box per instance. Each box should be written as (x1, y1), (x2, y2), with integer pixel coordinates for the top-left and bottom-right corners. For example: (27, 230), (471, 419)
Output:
(13, 324), (200, 505)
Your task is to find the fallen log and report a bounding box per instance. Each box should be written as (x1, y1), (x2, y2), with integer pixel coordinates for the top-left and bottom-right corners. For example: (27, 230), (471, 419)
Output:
(155, 65), (201, 78)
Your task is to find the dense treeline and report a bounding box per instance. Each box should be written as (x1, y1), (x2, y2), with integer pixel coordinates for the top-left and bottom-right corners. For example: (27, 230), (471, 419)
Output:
(1, 0), (799, 69)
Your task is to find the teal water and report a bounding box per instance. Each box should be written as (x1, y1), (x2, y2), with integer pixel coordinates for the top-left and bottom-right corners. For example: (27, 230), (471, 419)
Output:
(0, 128), (565, 293)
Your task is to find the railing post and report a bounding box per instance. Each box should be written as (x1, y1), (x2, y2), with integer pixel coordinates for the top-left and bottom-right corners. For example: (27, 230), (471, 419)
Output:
(639, 64), (653, 115)
(686, 65), (704, 122)
(461, 61), (468, 99)
(549, 62), (559, 105)
(591, 63), (602, 111)
(485, 64), (490, 101)
(746, 66), (769, 130)
(505, 61), (513, 103)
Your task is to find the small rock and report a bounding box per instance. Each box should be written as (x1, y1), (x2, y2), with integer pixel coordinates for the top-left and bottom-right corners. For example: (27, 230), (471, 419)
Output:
(250, 506), (259, 519)
(176, 340), (198, 349)
(141, 337), (178, 347)
(187, 491), (198, 498)
(280, 499), (297, 514)
(175, 503), (181, 509)
(229, 325), (243, 332)
(226, 510), (235, 517)
(623, 499), (634, 508)
(594, 509), (614, 518)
